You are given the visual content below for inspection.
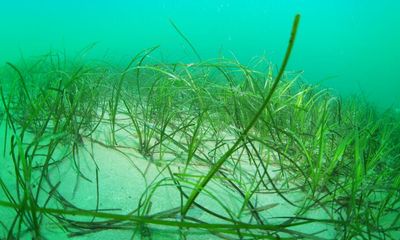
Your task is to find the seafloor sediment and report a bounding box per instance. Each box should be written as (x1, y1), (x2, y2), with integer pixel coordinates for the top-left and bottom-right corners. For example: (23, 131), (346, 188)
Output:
(0, 55), (399, 239)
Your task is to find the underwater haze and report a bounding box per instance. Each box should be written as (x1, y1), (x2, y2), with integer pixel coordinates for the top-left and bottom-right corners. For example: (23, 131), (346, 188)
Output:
(0, 0), (399, 108)
(1, 1), (400, 240)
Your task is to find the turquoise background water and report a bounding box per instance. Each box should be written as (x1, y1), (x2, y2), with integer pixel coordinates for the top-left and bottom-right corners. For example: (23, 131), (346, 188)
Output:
(1, 1), (399, 108)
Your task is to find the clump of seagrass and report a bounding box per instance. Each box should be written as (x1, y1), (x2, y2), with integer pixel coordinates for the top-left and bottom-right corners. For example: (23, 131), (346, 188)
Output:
(0, 13), (400, 240)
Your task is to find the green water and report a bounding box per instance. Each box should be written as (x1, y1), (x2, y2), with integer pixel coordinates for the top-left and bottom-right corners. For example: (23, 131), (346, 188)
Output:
(1, 2), (400, 240)
(1, 1), (399, 108)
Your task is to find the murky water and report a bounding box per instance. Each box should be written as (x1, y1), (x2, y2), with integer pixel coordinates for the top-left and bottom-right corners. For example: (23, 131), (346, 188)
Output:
(0, 1), (399, 239)
(0, 1), (399, 107)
